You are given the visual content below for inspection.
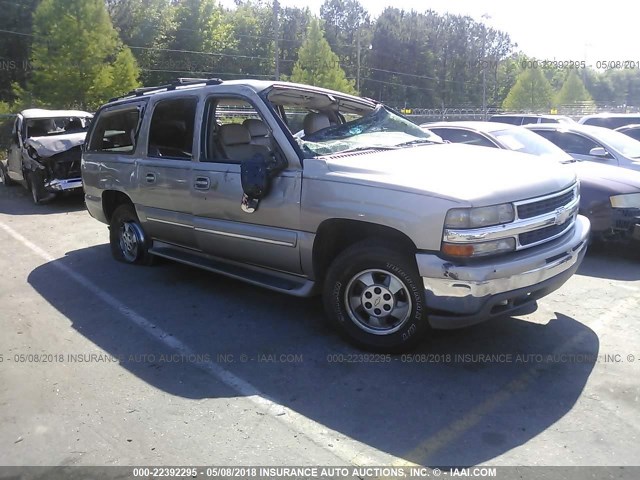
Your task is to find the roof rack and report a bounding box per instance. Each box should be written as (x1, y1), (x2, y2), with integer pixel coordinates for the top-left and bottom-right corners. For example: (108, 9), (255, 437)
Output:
(109, 77), (223, 103)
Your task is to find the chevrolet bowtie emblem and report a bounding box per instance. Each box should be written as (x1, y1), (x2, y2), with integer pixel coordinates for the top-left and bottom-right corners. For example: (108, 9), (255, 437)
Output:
(554, 206), (571, 225)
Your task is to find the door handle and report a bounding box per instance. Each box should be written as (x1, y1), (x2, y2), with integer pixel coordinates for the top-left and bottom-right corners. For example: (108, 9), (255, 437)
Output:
(194, 176), (210, 190)
(145, 173), (156, 184)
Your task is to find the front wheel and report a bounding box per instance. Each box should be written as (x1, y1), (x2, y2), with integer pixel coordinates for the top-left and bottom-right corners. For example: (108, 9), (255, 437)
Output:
(109, 204), (155, 265)
(28, 171), (53, 205)
(323, 240), (430, 352)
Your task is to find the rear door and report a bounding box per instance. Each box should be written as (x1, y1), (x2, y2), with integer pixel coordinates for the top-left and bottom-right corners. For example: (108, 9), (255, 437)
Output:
(191, 94), (303, 274)
(135, 96), (199, 249)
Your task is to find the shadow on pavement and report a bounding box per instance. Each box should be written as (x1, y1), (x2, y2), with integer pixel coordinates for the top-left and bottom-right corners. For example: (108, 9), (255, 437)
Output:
(0, 185), (85, 215)
(28, 244), (599, 467)
(577, 245), (640, 281)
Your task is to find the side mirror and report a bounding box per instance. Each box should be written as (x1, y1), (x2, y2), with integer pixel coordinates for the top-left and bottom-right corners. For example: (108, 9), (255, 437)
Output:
(241, 154), (270, 199)
(240, 154), (270, 213)
(589, 147), (609, 158)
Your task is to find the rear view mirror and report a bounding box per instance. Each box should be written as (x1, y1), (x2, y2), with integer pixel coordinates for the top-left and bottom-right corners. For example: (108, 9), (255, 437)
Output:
(589, 147), (609, 158)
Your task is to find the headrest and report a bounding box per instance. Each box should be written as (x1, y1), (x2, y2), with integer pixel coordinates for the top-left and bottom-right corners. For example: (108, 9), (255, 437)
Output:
(243, 119), (269, 137)
(303, 112), (331, 136)
(220, 124), (251, 146)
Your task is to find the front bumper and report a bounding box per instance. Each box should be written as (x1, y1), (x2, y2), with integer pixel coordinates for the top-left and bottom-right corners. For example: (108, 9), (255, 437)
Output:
(417, 215), (590, 329)
(45, 177), (83, 192)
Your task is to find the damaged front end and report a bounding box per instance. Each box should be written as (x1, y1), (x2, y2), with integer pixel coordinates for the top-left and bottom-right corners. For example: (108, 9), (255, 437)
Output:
(24, 133), (85, 196)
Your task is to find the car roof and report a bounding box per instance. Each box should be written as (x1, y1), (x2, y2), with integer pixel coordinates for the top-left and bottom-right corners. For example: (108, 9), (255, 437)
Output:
(524, 123), (614, 136)
(105, 78), (376, 111)
(20, 108), (93, 119)
(616, 124), (640, 131)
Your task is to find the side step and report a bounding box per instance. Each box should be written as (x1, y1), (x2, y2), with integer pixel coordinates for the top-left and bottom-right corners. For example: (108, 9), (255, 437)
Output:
(149, 242), (317, 297)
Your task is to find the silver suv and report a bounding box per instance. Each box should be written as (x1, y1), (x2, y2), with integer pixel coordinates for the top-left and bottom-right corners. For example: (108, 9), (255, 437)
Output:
(82, 78), (590, 351)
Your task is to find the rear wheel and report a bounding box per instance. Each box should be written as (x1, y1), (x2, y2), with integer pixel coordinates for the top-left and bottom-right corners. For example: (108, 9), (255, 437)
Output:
(109, 204), (155, 265)
(323, 240), (430, 352)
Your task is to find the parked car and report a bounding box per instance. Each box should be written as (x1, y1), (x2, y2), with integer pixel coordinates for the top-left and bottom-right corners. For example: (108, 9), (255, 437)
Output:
(615, 124), (640, 142)
(423, 121), (640, 244)
(524, 123), (640, 172)
(82, 78), (589, 352)
(2, 108), (93, 204)
(488, 113), (575, 126)
(578, 113), (640, 129)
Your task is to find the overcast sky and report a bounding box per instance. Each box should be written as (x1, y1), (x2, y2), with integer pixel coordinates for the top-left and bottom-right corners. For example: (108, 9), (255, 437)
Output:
(231, 0), (635, 68)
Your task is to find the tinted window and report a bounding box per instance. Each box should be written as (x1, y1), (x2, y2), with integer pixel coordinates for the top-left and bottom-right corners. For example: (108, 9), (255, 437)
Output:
(540, 117), (560, 123)
(519, 116), (539, 125)
(489, 115), (523, 125)
(535, 131), (599, 155)
(88, 107), (140, 153)
(148, 98), (198, 160)
(583, 116), (640, 129)
(429, 128), (496, 148)
(619, 128), (640, 142)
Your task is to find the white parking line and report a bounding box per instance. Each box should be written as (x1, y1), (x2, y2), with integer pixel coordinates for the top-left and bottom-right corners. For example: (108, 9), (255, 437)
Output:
(0, 219), (414, 467)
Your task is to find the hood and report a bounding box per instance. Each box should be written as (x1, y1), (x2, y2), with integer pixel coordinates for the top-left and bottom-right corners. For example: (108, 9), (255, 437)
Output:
(314, 143), (576, 206)
(25, 132), (86, 158)
(572, 161), (640, 194)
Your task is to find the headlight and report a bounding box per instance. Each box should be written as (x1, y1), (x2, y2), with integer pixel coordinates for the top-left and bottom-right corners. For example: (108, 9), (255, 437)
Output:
(445, 203), (515, 229)
(610, 192), (640, 208)
(442, 238), (516, 258)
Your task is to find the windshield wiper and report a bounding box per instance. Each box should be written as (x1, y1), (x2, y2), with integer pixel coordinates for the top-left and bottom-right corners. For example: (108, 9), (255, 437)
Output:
(335, 145), (400, 154)
(395, 139), (440, 147)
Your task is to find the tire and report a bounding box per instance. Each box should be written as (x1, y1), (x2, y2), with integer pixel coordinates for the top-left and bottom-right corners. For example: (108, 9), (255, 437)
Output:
(0, 163), (14, 187)
(323, 240), (430, 352)
(28, 171), (51, 205)
(109, 204), (155, 265)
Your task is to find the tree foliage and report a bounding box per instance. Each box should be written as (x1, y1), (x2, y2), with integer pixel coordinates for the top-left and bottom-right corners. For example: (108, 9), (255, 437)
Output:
(28, 0), (140, 109)
(555, 70), (593, 106)
(2, 0), (640, 111)
(502, 68), (554, 111)
(290, 18), (356, 94)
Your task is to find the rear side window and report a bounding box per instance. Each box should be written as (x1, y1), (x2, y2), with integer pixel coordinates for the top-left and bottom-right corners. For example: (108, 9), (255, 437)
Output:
(489, 116), (522, 125)
(88, 107), (140, 153)
(584, 117), (640, 129)
(148, 97), (198, 160)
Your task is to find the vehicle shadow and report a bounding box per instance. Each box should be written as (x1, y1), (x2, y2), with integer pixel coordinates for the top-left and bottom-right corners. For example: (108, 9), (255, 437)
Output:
(0, 186), (85, 215)
(28, 244), (599, 467)
(578, 245), (640, 281)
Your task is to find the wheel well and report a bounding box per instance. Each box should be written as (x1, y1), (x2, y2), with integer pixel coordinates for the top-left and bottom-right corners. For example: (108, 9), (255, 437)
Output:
(102, 190), (134, 223)
(312, 219), (417, 282)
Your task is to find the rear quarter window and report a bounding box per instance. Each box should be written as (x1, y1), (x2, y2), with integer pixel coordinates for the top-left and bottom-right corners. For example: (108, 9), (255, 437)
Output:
(88, 106), (141, 153)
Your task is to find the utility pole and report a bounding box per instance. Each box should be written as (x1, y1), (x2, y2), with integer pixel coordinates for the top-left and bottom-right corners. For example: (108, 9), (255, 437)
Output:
(481, 13), (491, 120)
(356, 27), (361, 92)
(273, 0), (280, 80)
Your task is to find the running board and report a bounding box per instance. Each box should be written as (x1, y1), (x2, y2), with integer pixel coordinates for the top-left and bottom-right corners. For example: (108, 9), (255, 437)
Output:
(149, 242), (317, 297)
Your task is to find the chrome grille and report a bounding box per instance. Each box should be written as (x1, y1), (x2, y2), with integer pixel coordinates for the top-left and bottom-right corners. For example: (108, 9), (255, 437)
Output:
(519, 222), (570, 246)
(514, 185), (579, 249)
(517, 189), (575, 219)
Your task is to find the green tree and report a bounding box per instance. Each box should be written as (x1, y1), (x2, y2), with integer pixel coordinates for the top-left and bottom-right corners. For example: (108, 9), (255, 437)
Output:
(0, 0), (40, 103)
(502, 67), (554, 111)
(555, 70), (593, 106)
(162, 0), (235, 80)
(290, 18), (355, 94)
(279, 6), (313, 78)
(28, 0), (140, 109)
(106, 0), (175, 85)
